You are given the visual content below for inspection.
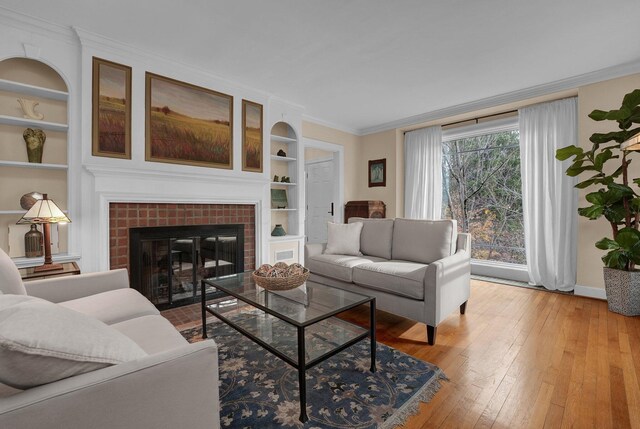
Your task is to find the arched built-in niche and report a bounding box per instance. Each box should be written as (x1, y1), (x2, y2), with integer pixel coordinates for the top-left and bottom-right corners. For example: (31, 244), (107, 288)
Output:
(269, 121), (300, 240)
(0, 57), (70, 263)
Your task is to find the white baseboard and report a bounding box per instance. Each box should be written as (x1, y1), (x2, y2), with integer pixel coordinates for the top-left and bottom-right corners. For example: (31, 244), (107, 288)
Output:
(574, 284), (607, 300)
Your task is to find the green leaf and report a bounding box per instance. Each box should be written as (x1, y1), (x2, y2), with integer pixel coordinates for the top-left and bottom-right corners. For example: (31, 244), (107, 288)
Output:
(594, 149), (614, 170)
(616, 227), (640, 246)
(596, 237), (620, 250)
(589, 106), (632, 122)
(556, 145), (584, 161)
(578, 205), (604, 219)
(575, 178), (601, 189)
(566, 165), (596, 177)
(585, 191), (605, 205)
(590, 131), (627, 144)
(622, 89), (640, 110)
(602, 250), (626, 269)
(608, 183), (635, 197)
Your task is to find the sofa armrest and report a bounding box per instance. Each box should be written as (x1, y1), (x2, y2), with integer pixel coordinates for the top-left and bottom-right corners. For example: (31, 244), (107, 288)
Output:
(423, 236), (471, 326)
(305, 243), (326, 260)
(0, 340), (220, 429)
(24, 269), (130, 303)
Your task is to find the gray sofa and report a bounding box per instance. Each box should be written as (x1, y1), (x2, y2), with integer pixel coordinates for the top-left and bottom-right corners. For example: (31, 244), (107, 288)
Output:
(305, 217), (471, 345)
(0, 249), (220, 429)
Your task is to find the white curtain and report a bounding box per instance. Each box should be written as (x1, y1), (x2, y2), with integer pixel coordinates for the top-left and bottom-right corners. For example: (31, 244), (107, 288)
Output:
(519, 98), (578, 291)
(404, 126), (442, 219)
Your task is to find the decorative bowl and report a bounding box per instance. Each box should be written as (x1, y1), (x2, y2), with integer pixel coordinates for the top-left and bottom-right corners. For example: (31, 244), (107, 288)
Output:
(252, 268), (310, 291)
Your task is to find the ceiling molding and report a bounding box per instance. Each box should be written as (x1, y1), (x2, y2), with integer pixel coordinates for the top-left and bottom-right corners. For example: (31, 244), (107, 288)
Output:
(359, 58), (640, 136)
(74, 27), (275, 100)
(301, 114), (360, 136)
(0, 6), (77, 44)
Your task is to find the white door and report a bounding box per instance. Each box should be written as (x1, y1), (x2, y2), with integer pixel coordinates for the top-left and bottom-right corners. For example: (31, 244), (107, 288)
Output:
(305, 160), (335, 243)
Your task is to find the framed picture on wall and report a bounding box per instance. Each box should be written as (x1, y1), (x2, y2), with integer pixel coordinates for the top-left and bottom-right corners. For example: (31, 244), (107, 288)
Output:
(92, 57), (132, 159)
(145, 72), (233, 169)
(368, 158), (386, 187)
(242, 99), (263, 172)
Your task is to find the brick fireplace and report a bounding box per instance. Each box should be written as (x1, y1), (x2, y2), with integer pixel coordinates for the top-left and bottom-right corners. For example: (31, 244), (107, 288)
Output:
(109, 202), (256, 273)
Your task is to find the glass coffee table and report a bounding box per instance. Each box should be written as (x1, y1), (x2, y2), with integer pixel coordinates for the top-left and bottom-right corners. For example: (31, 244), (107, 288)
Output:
(201, 272), (376, 423)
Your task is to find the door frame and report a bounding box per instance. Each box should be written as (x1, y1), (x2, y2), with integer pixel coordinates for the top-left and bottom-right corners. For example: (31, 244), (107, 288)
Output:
(303, 138), (344, 230)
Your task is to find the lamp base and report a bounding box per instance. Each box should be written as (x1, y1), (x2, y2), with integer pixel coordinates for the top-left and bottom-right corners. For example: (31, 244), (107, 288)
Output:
(34, 263), (64, 273)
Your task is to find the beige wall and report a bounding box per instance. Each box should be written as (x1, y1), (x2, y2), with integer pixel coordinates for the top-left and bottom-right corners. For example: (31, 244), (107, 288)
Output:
(301, 121), (361, 203)
(357, 129), (402, 218)
(576, 73), (640, 289)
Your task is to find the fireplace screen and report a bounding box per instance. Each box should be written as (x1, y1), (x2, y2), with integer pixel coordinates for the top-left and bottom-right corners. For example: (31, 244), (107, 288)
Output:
(129, 225), (244, 308)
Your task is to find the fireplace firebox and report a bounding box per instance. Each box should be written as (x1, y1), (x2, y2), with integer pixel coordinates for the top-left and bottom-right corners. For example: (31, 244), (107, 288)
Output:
(129, 224), (244, 309)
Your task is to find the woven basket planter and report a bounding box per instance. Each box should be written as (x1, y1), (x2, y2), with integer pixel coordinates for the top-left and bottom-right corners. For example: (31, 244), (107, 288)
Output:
(252, 269), (310, 291)
(603, 267), (640, 316)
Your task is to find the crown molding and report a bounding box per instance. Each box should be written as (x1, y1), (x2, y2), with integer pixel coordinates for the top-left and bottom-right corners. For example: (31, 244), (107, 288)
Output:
(359, 58), (640, 136)
(0, 6), (77, 44)
(301, 114), (360, 136)
(73, 27), (277, 101)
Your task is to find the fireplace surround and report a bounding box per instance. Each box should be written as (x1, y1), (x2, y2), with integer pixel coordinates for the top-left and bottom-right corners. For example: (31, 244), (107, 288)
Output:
(109, 202), (256, 308)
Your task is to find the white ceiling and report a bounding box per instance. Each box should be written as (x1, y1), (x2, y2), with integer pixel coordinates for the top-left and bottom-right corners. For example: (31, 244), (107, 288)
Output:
(2, 0), (640, 134)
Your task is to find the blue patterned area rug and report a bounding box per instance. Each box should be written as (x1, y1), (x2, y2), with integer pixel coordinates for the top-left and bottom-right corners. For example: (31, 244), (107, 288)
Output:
(181, 320), (447, 428)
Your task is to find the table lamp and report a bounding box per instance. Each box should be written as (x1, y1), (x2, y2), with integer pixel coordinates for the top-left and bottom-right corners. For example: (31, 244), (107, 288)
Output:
(16, 193), (71, 272)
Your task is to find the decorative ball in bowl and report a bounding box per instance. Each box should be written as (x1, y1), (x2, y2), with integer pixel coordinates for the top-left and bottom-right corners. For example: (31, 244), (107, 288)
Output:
(252, 262), (310, 291)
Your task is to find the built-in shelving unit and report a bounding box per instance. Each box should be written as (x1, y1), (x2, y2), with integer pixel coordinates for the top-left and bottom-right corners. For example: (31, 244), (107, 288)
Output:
(267, 121), (304, 264)
(0, 58), (71, 264)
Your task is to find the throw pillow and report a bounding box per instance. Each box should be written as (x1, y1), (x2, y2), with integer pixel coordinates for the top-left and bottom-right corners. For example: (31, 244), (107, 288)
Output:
(0, 294), (147, 389)
(0, 248), (26, 295)
(324, 222), (363, 256)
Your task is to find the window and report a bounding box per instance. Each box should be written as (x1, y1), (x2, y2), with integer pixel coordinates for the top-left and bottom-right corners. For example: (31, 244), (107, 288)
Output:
(441, 121), (525, 265)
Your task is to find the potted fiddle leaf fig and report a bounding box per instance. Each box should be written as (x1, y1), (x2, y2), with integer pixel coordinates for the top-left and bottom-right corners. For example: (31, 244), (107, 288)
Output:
(556, 88), (640, 316)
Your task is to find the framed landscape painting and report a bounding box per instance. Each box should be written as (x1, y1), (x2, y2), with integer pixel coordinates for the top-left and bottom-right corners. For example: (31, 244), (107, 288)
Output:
(368, 158), (386, 187)
(242, 99), (263, 172)
(92, 57), (131, 159)
(145, 72), (233, 169)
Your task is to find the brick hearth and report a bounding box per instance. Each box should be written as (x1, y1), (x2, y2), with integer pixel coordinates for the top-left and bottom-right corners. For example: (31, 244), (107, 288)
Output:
(109, 202), (255, 273)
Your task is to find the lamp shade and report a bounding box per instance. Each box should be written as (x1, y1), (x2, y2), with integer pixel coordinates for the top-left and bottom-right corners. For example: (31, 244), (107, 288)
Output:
(621, 134), (640, 151)
(16, 194), (70, 225)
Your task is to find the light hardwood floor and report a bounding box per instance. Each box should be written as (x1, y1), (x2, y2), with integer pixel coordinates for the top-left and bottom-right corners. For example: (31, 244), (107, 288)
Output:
(164, 280), (640, 428)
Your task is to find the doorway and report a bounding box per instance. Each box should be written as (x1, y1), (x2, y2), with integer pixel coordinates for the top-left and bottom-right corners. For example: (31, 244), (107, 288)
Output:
(303, 139), (344, 244)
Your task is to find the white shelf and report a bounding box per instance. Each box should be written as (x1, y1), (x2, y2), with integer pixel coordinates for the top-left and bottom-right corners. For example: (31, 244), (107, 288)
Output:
(270, 182), (297, 186)
(271, 208), (297, 212)
(0, 160), (67, 170)
(0, 114), (68, 132)
(0, 79), (68, 101)
(271, 155), (297, 162)
(270, 135), (297, 144)
(269, 234), (304, 242)
(12, 253), (80, 268)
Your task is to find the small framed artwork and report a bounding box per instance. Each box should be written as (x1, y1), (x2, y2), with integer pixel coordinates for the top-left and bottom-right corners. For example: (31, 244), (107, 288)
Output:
(242, 99), (263, 172)
(368, 158), (386, 187)
(271, 189), (288, 209)
(145, 72), (233, 169)
(92, 57), (132, 159)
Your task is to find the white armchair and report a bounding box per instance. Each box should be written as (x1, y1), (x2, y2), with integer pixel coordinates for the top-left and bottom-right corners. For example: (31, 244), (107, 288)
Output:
(0, 249), (220, 429)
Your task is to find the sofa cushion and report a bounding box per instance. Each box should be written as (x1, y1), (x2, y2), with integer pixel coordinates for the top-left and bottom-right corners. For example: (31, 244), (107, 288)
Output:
(59, 288), (159, 325)
(325, 222), (364, 256)
(0, 248), (26, 295)
(0, 294), (147, 389)
(111, 315), (188, 355)
(392, 218), (458, 264)
(307, 254), (387, 283)
(348, 217), (394, 259)
(353, 261), (427, 300)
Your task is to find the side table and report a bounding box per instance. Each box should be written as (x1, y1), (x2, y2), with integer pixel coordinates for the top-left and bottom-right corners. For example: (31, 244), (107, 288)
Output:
(19, 261), (81, 281)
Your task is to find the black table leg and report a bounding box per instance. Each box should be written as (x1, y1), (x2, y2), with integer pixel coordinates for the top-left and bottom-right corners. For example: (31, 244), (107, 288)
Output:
(370, 298), (377, 373)
(201, 279), (208, 339)
(297, 327), (308, 423)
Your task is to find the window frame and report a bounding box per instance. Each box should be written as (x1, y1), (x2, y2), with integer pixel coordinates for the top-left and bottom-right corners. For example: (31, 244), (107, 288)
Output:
(441, 115), (528, 282)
